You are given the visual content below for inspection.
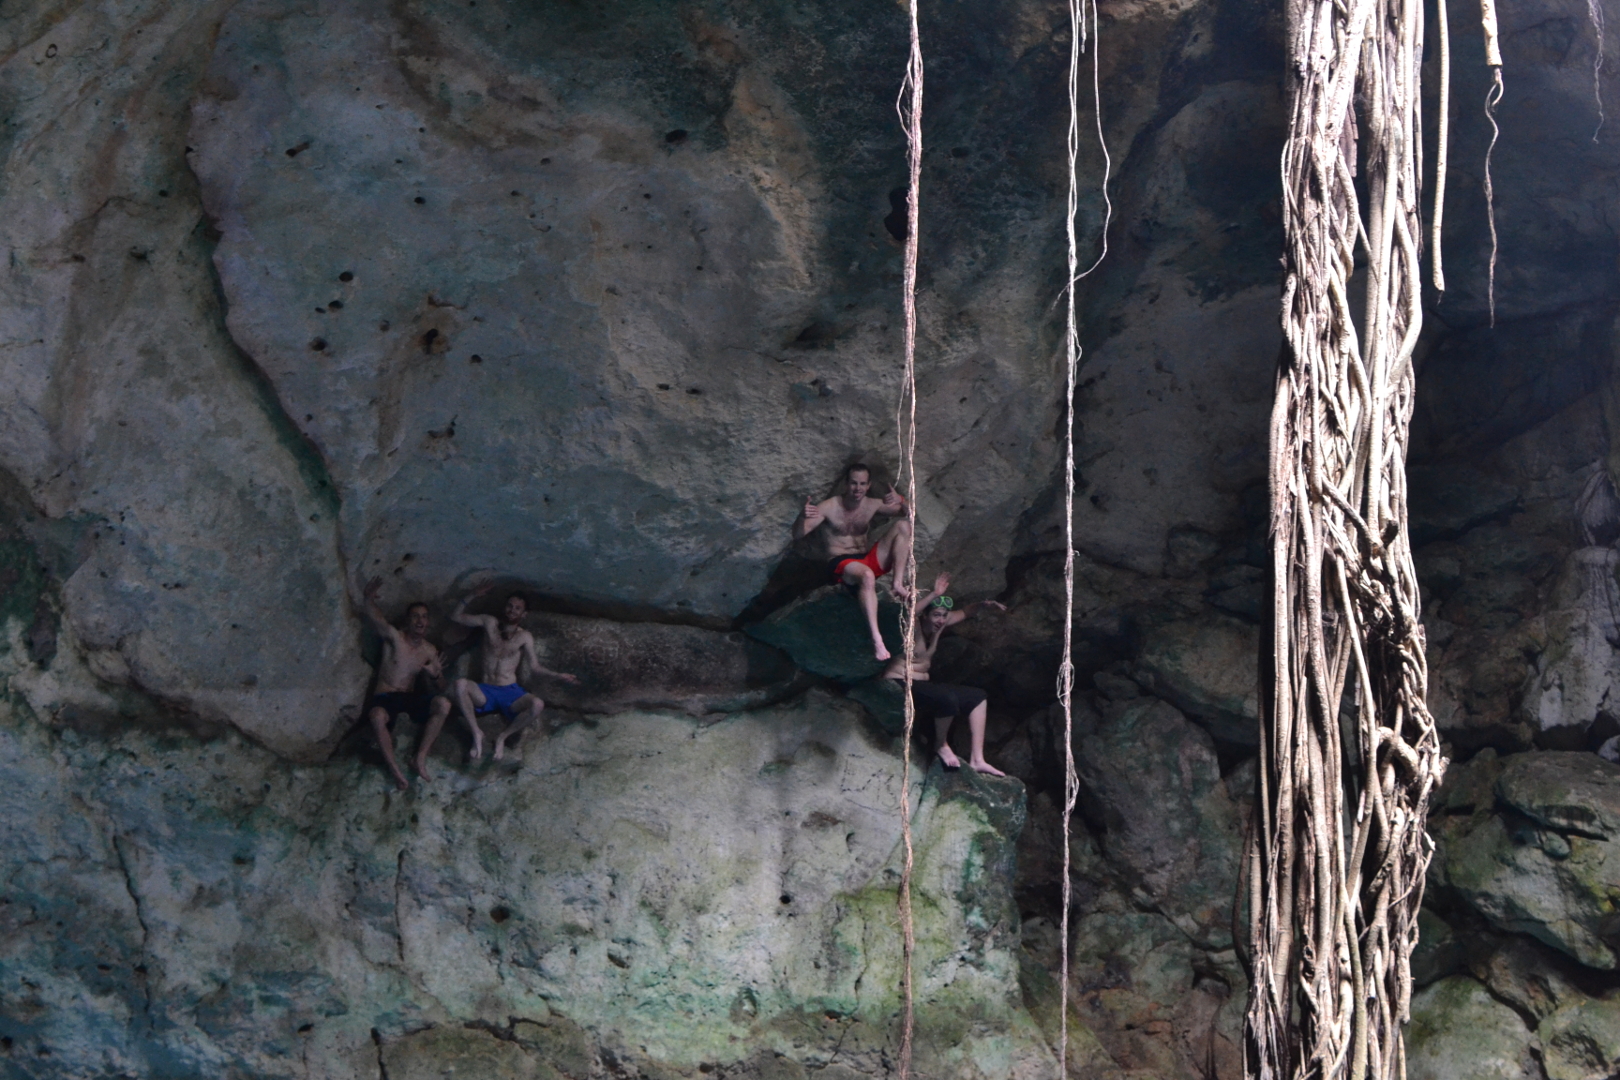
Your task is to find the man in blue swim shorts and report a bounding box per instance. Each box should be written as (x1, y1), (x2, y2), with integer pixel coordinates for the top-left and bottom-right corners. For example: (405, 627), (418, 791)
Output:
(450, 583), (579, 761)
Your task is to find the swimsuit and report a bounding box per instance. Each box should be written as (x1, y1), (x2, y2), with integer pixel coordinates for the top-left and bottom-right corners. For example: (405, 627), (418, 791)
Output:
(367, 691), (436, 725)
(829, 542), (890, 584)
(894, 681), (987, 719)
(475, 682), (528, 718)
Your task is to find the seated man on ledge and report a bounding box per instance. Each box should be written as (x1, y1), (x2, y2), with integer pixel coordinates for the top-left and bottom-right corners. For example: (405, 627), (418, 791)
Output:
(358, 577), (453, 789)
(884, 572), (1007, 776)
(793, 462), (913, 661)
(450, 584), (579, 762)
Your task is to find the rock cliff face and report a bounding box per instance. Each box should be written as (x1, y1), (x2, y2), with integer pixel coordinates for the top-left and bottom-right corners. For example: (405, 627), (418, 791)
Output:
(5, 0), (1620, 1075)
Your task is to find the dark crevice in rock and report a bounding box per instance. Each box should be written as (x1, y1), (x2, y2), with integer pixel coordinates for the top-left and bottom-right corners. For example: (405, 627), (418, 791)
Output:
(187, 215), (342, 520)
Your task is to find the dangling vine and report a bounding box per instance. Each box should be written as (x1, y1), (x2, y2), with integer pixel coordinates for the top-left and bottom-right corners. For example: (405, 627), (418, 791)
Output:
(893, 1), (924, 1076)
(1059, 0), (1112, 1071)
(1481, 0), (1504, 325)
(1244, 0), (1447, 1074)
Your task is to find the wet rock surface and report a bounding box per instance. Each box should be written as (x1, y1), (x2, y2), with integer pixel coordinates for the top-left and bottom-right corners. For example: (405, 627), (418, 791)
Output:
(5, 0), (1620, 1071)
(1434, 752), (1620, 969)
(1406, 977), (1539, 1080)
(0, 685), (1053, 1078)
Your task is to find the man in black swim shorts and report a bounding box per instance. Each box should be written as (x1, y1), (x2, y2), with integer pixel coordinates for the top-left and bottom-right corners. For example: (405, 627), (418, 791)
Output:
(882, 571), (1008, 775)
(359, 577), (453, 789)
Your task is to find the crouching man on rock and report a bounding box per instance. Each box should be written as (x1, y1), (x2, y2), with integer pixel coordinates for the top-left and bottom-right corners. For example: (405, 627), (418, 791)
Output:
(884, 572), (1007, 775)
(449, 584), (579, 762)
(793, 462), (914, 662)
(358, 577), (454, 789)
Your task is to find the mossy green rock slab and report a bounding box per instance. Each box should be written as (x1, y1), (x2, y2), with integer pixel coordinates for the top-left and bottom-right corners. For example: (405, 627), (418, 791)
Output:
(1132, 611), (1260, 747)
(1539, 992), (1620, 1080)
(1073, 695), (1243, 948)
(1436, 752), (1620, 968)
(0, 678), (1055, 1079)
(1497, 752), (1620, 839)
(847, 676), (906, 735)
(1406, 977), (1538, 1080)
(746, 587), (903, 684)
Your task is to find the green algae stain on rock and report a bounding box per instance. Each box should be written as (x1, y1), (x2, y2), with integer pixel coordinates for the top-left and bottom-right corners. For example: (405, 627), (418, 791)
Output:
(0, 684), (1056, 1077)
(0, 536), (54, 667)
(746, 586), (903, 684)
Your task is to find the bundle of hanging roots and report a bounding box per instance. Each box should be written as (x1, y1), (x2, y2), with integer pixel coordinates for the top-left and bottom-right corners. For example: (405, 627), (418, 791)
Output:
(1243, 0), (1449, 1073)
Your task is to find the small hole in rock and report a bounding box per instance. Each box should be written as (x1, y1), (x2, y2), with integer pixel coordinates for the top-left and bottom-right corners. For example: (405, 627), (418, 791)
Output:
(285, 141), (310, 157)
(309, 338), (327, 351)
(490, 905), (511, 923)
(158, 189), (169, 197)
(469, 354), (482, 363)
(687, 387), (702, 395)
(421, 328), (439, 351)
(413, 196), (425, 204)
(297, 1023), (314, 1034)
(540, 157), (551, 164)
(664, 129), (688, 144)
(657, 383), (670, 390)
(510, 190), (521, 197)
(328, 299), (343, 309)
(780, 894), (793, 904)
(379, 321), (390, 332)
(339, 270), (354, 281)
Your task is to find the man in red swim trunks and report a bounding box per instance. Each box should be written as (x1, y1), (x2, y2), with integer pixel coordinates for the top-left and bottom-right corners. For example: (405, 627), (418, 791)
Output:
(793, 463), (914, 661)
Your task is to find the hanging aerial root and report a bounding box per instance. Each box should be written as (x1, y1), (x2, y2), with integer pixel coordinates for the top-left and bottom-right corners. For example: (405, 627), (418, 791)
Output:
(1245, 0), (1446, 1070)
(1590, 0), (1606, 140)
(1432, 0), (1451, 293)
(1058, 0), (1111, 1072)
(1481, 0), (1503, 326)
(892, 2), (924, 1078)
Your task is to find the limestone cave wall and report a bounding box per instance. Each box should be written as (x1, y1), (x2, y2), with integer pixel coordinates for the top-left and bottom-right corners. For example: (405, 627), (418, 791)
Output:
(1, 0), (1619, 1077)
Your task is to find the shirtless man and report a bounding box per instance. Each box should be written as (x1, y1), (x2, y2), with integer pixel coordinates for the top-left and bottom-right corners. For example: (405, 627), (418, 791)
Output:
(358, 577), (453, 790)
(884, 572), (1007, 776)
(449, 584), (579, 762)
(793, 463), (914, 661)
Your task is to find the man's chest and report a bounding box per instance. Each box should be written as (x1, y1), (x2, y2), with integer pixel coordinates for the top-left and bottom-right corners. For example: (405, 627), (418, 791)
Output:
(485, 634), (524, 660)
(827, 506), (876, 536)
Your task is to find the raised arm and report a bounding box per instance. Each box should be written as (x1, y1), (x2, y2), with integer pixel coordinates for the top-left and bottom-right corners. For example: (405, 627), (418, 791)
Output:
(793, 496), (827, 540)
(359, 577), (402, 641)
(946, 599), (1007, 629)
(914, 572), (952, 611)
(876, 485), (908, 516)
(450, 584), (498, 633)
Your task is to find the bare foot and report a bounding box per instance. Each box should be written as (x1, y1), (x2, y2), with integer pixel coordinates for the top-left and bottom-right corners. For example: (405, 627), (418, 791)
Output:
(492, 737), (507, 762)
(414, 757), (434, 783)
(969, 758), (1006, 777)
(389, 767), (409, 791)
(938, 746), (962, 770)
(873, 639), (891, 662)
(469, 738), (485, 763)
